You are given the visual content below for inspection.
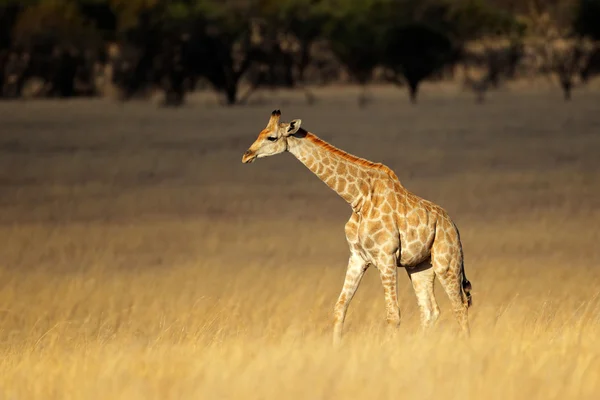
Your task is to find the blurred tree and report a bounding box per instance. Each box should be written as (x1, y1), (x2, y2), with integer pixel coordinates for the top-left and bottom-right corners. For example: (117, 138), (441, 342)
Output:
(164, 0), (265, 105)
(2, 0), (594, 104)
(0, 2), (22, 51)
(107, 0), (162, 34)
(8, 0), (104, 98)
(260, 0), (328, 83)
(78, 1), (117, 40)
(580, 46), (600, 82)
(383, 23), (455, 103)
(1, 1), (34, 97)
(540, 38), (597, 100)
(324, 0), (389, 106)
(516, 0), (578, 37)
(12, 0), (100, 51)
(575, 0), (600, 83)
(111, 6), (165, 99)
(445, 0), (526, 41)
(573, 0), (600, 40)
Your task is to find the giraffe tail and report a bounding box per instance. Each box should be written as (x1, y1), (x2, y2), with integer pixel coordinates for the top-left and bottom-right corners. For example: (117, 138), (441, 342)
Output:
(461, 260), (472, 308)
(453, 221), (472, 308)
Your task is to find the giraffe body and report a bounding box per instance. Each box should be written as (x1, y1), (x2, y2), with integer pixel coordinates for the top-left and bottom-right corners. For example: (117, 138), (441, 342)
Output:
(242, 110), (472, 345)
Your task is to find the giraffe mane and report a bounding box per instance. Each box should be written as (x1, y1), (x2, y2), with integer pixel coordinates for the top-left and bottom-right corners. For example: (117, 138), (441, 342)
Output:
(303, 131), (400, 182)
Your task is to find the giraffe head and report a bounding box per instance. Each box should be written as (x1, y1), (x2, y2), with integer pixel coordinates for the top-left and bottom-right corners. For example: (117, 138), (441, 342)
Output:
(242, 110), (302, 163)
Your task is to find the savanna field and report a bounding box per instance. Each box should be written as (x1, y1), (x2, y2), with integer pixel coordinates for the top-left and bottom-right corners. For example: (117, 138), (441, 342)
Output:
(0, 85), (599, 399)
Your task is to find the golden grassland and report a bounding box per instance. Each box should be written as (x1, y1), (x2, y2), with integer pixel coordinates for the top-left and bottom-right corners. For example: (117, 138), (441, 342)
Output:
(0, 85), (599, 399)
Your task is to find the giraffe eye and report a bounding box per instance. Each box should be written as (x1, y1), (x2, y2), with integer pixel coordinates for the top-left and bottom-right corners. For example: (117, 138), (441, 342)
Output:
(267, 136), (278, 142)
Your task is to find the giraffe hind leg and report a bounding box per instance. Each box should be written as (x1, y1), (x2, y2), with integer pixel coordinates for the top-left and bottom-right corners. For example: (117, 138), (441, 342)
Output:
(432, 254), (470, 337)
(407, 263), (440, 331)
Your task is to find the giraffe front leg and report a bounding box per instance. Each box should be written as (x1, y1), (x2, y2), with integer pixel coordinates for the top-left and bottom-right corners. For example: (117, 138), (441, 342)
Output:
(333, 252), (368, 347)
(378, 255), (401, 330)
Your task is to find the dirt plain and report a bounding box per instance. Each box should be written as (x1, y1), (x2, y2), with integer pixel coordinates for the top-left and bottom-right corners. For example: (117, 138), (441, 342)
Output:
(0, 84), (599, 399)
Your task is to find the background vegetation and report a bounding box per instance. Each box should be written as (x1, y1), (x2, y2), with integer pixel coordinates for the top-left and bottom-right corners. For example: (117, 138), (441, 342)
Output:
(1, 0), (600, 104)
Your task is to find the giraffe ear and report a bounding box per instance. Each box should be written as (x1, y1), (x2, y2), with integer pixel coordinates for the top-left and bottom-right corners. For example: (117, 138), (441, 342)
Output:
(285, 119), (302, 136)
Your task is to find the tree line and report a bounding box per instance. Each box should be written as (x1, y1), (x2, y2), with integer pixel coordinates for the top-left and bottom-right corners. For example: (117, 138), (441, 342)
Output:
(1, 0), (600, 106)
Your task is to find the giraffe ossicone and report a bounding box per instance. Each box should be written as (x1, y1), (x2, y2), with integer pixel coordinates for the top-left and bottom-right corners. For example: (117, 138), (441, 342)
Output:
(242, 110), (472, 345)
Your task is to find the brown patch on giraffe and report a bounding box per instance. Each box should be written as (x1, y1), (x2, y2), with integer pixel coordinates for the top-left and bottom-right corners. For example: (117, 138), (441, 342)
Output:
(359, 180), (369, 195)
(437, 253), (451, 266)
(363, 237), (375, 249)
(407, 211), (420, 227)
(382, 214), (394, 227)
(337, 163), (347, 175)
(382, 203), (393, 214)
(348, 164), (358, 176)
(370, 220), (386, 232)
(398, 194), (408, 208)
(436, 242), (449, 254)
(409, 241), (422, 255)
(371, 180), (387, 195)
(345, 222), (358, 238)
(436, 228), (446, 241)
(322, 156), (331, 166)
(370, 207), (381, 219)
(438, 215), (450, 229)
(257, 128), (271, 139)
(396, 203), (406, 216)
(373, 229), (389, 244)
(344, 280), (358, 290)
(363, 220), (376, 232)
(407, 227), (419, 242)
(347, 183), (359, 198)
(418, 226), (428, 242)
(337, 177), (347, 192)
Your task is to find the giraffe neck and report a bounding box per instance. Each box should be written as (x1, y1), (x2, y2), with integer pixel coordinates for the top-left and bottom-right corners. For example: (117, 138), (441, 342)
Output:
(287, 130), (384, 211)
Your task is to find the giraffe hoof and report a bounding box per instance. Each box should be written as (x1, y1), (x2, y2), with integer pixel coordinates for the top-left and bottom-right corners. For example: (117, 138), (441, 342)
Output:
(386, 318), (401, 328)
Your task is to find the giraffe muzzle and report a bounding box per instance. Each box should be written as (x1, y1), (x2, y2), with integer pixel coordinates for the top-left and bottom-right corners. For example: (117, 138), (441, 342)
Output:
(242, 150), (257, 164)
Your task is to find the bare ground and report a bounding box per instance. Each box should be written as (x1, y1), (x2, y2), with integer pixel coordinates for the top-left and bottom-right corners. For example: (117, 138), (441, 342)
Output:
(0, 84), (599, 399)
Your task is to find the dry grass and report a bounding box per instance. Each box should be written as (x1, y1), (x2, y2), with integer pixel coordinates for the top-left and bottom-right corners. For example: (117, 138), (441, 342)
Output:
(0, 85), (599, 399)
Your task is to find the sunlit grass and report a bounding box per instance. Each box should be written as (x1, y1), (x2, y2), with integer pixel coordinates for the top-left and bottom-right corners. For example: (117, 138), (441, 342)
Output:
(0, 254), (599, 399)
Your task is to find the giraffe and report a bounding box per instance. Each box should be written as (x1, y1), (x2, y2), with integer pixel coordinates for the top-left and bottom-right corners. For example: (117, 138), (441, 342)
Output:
(242, 110), (472, 345)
